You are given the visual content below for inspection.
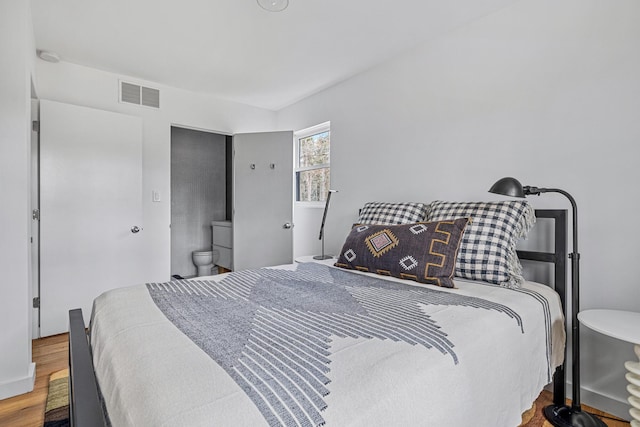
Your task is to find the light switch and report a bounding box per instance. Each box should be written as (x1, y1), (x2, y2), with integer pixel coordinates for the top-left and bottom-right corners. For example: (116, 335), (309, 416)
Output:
(152, 190), (161, 202)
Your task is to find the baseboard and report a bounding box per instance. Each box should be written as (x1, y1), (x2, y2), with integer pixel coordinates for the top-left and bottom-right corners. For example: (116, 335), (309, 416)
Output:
(565, 381), (631, 421)
(0, 362), (36, 400)
(580, 387), (630, 421)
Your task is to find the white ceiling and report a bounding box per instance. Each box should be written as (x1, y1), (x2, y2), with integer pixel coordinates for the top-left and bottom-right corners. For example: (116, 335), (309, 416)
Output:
(31, 0), (518, 111)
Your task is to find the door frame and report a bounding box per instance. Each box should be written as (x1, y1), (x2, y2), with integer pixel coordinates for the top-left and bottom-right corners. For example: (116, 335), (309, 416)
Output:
(30, 97), (40, 339)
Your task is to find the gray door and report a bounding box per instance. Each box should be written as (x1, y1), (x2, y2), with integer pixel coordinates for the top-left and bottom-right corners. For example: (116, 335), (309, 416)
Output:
(233, 131), (293, 271)
(39, 100), (144, 336)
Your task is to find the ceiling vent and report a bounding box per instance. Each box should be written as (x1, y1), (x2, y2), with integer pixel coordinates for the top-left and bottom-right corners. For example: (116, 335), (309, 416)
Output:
(119, 81), (160, 108)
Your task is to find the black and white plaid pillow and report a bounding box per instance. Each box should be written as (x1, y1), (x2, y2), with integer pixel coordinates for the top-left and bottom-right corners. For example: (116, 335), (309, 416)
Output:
(427, 200), (536, 288)
(358, 202), (428, 225)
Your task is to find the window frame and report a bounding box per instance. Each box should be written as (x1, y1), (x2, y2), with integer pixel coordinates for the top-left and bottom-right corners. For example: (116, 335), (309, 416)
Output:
(294, 122), (330, 204)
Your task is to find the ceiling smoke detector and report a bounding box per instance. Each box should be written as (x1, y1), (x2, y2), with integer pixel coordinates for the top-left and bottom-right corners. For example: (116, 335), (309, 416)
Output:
(37, 50), (60, 63)
(257, 0), (288, 12)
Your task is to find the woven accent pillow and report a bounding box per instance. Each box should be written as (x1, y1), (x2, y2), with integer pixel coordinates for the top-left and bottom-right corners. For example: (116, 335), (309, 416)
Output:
(357, 202), (428, 225)
(427, 200), (536, 288)
(335, 218), (470, 288)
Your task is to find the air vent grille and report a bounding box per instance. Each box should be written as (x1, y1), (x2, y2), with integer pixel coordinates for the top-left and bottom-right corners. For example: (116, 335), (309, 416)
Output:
(141, 86), (160, 108)
(121, 82), (141, 104)
(120, 81), (160, 108)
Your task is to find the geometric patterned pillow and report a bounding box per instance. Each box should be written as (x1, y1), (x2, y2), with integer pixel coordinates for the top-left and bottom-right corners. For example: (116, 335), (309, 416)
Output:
(334, 218), (471, 288)
(357, 201), (428, 225)
(427, 200), (536, 288)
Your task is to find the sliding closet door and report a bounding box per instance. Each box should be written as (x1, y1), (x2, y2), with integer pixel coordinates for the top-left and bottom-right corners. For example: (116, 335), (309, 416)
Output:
(40, 100), (143, 336)
(233, 131), (293, 271)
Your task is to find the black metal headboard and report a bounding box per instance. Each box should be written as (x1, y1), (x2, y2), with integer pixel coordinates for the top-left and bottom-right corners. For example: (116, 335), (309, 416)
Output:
(517, 209), (568, 407)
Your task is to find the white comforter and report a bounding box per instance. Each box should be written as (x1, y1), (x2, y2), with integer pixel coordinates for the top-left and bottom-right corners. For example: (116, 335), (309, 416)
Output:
(90, 259), (565, 427)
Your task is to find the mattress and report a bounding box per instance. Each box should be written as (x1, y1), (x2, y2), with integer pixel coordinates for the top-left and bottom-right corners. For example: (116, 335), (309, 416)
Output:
(89, 259), (565, 427)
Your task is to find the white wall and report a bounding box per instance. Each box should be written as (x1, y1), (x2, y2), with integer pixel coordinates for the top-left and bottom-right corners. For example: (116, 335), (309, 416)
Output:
(277, 0), (640, 418)
(35, 61), (277, 283)
(0, 0), (36, 399)
(293, 203), (328, 259)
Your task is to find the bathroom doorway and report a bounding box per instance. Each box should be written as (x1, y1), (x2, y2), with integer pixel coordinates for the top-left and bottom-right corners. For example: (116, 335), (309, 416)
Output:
(170, 126), (232, 277)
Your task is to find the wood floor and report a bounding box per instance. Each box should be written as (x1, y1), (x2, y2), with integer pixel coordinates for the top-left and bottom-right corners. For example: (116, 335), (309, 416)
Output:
(0, 334), (68, 427)
(520, 389), (630, 427)
(0, 333), (631, 427)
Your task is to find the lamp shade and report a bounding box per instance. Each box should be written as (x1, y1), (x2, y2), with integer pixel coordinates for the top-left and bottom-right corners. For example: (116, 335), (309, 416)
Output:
(488, 177), (526, 198)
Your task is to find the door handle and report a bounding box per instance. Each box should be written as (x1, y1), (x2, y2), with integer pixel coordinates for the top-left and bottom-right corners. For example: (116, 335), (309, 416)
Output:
(282, 222), (294, 229)
(131, 226), (141, 233)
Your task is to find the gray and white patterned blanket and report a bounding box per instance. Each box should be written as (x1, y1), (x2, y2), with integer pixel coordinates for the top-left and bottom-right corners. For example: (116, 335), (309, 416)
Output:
(146, 262), (537, 427)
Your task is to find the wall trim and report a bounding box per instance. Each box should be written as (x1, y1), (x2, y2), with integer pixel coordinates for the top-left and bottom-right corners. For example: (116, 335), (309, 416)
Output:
(0, 362), (36, 400)
(580, 386), (630, 421)
(562, 381), (631, 421)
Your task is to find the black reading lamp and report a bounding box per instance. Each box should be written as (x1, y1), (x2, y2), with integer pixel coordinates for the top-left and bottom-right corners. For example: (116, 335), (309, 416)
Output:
(489, 177), (605, 427)
(313, 190), (338, 260)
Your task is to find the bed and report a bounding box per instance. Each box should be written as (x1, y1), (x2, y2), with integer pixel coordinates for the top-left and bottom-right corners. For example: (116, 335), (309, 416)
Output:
(68, 206), (569, 427)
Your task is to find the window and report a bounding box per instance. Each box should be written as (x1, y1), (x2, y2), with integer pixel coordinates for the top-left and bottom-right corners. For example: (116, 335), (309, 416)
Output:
(295, 123), (330, 202)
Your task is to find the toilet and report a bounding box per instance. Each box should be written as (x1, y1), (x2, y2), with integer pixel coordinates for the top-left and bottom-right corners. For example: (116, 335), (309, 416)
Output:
(192, 249), (219, 277)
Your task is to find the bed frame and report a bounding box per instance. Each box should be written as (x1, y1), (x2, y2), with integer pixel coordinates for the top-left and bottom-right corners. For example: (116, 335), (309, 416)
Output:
(67, 209), (568, 426)
(517, 209), (568, 408)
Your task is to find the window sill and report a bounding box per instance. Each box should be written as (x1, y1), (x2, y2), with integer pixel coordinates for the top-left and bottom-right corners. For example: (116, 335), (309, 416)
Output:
(295, 201), (326, 209)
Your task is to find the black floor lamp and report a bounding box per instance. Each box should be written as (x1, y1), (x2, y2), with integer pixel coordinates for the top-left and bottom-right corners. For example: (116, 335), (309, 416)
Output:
(489, 177), (606, 427)
(313, 189), (337, 260)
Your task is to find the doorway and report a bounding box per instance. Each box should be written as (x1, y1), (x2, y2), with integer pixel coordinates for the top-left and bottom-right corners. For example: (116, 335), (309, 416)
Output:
(170, 127), (231, 277)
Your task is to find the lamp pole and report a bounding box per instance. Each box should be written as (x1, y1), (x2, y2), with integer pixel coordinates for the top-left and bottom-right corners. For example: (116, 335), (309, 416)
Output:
(490, 178), (605, 427)
(525, 187), (585, 416)
(313, 190), (337, 260)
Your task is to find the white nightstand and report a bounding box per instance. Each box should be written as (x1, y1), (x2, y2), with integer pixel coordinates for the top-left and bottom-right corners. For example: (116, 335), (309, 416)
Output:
(578, 309), (640, 427)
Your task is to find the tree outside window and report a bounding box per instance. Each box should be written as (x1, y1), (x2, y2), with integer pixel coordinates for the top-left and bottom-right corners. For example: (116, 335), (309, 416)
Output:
(295, 126), (330, 202)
